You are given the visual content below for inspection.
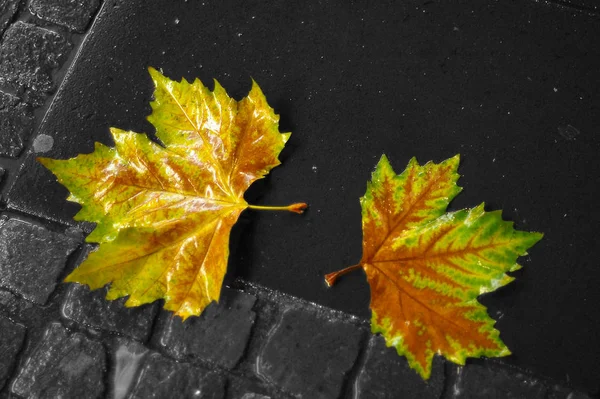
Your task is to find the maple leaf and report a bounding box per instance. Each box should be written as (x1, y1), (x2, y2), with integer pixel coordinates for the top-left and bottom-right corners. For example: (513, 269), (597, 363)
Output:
(325, 155), (542, 379)
(39, 67), (306, 320)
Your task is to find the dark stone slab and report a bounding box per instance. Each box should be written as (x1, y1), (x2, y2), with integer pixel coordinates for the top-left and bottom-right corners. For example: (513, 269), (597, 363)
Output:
(29, 0), (101, 33)
(127, 352), (225, 399)
(257, 307), (363, 399)
(447, 363), (547, 399)
(11, 322), (105, 398)
(62, 283), (158, 341)
(0, 0), (19, 36)
(0, 21), (71, 106)
(0, 217), (80, 304)
(0, 90), (34, 157)
(354, 335), (445, 399)
(0, 315), (26, 390)
(151, 288), (256, 369)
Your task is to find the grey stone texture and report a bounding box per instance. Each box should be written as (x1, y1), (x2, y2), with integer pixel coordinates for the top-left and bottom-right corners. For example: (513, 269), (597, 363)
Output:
(354, 335), (445, 399)
(29, 0), (101, 33)
(28, 0), (100, 34)
(0, 315), (25, 390)
(226, 375), (278, 399)
(0, 21), (71, 106)
(0, 0), (19, 36)
(0, 217), (80, 304)
(10, 322), (105, 398)
(256, 307), (363, 399)
(152, 288), (257, 369)
(127, 352), (225, 399)
(62, 283), (158, 341)
(0, 90), (34, 157)
(547, 386), (593, 399)
(447, 363), (547, 399)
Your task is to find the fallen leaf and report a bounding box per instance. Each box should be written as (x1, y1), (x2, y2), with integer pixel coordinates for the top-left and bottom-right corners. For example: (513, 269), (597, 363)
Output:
(325, 155), (542, 379)
(39, 67), (306, 320)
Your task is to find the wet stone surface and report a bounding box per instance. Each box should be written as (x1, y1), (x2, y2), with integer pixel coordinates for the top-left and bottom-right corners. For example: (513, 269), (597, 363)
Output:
(11, 322), (105, 398)
(226, 375), (279, 399)
(0, 217), (80, 305)
(0, 315), (26, 390)
(0, 90), (34, 158)
(547, 387), (593, 399)
(448, 363), (547, 399)
(0, 21), (71, 106)
(257, 307), (363, 399)
(127, 352), (225, 399)
(152, 288), (256, 369)
(62, 283), (158, 341)
(355, 335), (445, 399)
(0, 0), (20, 36)
(29, 0), (101, 33)
(109, 338), (149, 399)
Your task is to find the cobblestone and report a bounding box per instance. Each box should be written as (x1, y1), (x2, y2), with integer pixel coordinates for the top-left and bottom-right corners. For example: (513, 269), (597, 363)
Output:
(446, 362), (547, 399)
(29, 0), (101, 33)
(226, 375), (278, 399)
(0, 90), (34, 157)
(127, 352), (225, 399)
(0, 315), (25, 390)
(354, 335), (445, 399)
(0, 0), (19, 36)
(256, 307), (363, 399)
(62, 283), (158, 341)
(0, 217), (80, 305)
(10, 322), (105, 398)
(152, 288), (256, 369)
(0, 21), (71, 106)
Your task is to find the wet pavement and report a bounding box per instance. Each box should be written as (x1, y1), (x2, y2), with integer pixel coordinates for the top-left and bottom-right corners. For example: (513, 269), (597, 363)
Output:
(0, 0), (599, 397)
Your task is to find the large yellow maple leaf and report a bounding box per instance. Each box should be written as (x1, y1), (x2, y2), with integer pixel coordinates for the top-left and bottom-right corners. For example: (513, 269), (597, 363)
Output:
(325, 155), (542, 379)
(39, 68), (305, 320)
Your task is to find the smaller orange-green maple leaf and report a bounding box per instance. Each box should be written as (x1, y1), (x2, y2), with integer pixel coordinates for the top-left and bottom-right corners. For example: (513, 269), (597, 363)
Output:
(325, 154), (542, 379)
(38, 67), (306, 320)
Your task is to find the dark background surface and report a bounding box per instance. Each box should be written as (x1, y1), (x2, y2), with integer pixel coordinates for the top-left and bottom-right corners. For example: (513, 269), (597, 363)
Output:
(7, 0), (600, 393)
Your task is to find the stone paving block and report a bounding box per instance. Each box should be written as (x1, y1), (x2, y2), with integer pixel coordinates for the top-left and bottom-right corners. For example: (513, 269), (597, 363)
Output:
(11, 322), (105, 398)
(447, 363), (547, 398)
(354, 335), (445, 399)
(152, 288), (257, 369)
(0, 90), (34, 157)
(29, 0), (101, 33)
(226, 375), (279, 399)
(256, 307), (363, 399)
(0, 217), (80, 305)
(127, 352), (225, 399)
(0, 0), (19, 36)
(0, 315), (26, 390)
(0, 21), (71, 106)
(62, 283), (158, 341)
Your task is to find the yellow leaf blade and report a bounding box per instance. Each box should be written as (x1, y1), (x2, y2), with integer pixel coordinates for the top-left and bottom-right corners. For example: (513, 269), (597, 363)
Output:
(41, 68), (292, 319)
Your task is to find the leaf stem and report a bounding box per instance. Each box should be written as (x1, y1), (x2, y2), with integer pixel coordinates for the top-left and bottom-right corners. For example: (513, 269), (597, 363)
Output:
(247, 202), (308, 214)
(324, 264), (362, 287)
